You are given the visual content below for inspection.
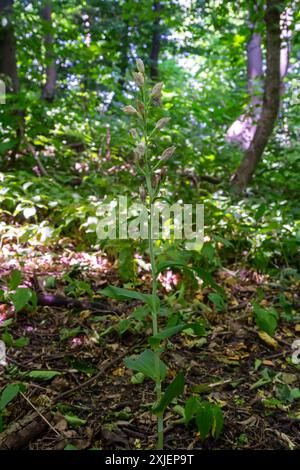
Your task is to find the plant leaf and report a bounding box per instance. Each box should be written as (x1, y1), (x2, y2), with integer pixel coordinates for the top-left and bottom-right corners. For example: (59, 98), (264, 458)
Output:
(253, 303), (278, 336)
(8, 269), (22, 290)
(196, 403), (213, 440)
(184, 396), (200, 423)
(11, 288), (32, 313)
(124, 349), (167, 382)
(148, 324), (185, 346)
(0, 383), (20, 410)
(25, 370), (61, 381)
(211, 405), (224, 439)
(153, 372), (185, 415)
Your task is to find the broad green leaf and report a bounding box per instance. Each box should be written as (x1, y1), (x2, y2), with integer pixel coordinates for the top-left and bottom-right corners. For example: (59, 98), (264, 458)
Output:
(25, 370), (61, 381)
(8, 269), (22, 290)
(196, 403), (213, 440)
(14, 337), (30, 348)
(0, 383), (20, 410)
(153, 372), (185, 415)
(253, 303), (278, 336)
(11, 288), (32, 313)
(184, 396), (200, 423)
(148, 324), (185, 346)
(124, 349), (167, 382)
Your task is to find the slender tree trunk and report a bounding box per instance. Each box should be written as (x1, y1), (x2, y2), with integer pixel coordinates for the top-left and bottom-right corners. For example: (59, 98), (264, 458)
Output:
(0, 0), (19, 92)
(227, 32), (263, 149)
(230, 0), (282, 193)
(0, 0), (24, 166)
(227, 6), (292, 151)
(41, 1), (56, 102)
(118, 20), (129, 89)
(149, 1), (161, 80)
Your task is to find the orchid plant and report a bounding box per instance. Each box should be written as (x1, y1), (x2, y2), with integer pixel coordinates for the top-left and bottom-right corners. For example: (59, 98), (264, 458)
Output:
(100, 59), (184, 449)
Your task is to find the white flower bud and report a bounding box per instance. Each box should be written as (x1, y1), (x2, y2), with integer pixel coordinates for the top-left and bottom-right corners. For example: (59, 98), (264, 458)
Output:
(122, 105), (138, 115)
(150, 82), (163, 98)
(136, 58), (145, 74)
(129, 128), (138, 139)
(133, 72), (144, 87)
(155, 117), (170, 130)
(161, 146), (176, 161)
(135, 141), (146, 157)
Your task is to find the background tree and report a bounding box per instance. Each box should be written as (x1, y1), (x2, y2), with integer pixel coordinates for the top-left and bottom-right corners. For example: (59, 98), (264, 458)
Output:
(41, 1), (56, 102)
(231, 0), (282, 192)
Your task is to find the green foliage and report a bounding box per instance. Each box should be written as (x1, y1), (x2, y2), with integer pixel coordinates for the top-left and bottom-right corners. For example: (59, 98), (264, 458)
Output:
(0, 383), (23, 410)
(253, 302), (278, 336)
(124, 349), (167, 383)
(184, 396), (224, 441)
(153, 372), (185, 415)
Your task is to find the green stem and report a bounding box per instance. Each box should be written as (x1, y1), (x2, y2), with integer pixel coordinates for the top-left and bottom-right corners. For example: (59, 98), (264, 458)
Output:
(145, 125), (163, 449)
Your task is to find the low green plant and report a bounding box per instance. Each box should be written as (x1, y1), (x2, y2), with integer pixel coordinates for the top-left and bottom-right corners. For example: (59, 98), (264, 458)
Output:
(184, 396), (223, 440)
(0, 269), (37, 314)
(0, 383), (26, 432)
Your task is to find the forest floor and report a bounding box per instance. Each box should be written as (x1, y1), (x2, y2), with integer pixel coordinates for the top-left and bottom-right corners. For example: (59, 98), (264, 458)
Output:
(0, 246), (299, 450)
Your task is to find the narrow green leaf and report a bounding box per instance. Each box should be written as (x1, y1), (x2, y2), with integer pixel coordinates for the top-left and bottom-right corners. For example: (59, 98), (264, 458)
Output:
(25, 370), (61, 381)
(148, 324), (185, 346)
(211, 405), (224, 439)
(99, 285), (148, 303)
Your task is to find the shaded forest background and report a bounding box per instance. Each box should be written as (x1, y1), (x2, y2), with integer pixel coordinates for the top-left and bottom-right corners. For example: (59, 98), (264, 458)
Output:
(0, 0), (300, 451)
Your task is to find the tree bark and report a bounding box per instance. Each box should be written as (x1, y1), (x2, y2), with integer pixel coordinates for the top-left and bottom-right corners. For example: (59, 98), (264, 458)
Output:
(41, 1), (56, 102)
(0, 0), (19, 93)
(149, 1), (161, 80)
(0, 0), (24, 166)
(226, 32), (263, 149)
(227, 6), (292, 152)
(117, 20), (129, 89)
(230, 0), (282, 192)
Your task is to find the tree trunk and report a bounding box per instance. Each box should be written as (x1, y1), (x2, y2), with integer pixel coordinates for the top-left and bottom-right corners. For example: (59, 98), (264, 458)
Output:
(226, 32), (263, 149)
(227, 6), (291, 152)
(0, 0), (24, 166)
(149, 1), (161, 80)
(41, 1), (56, 102)
(230, 0), (282, 192)
(0, 0), (19, 93)
(117, 20), (129, 89)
